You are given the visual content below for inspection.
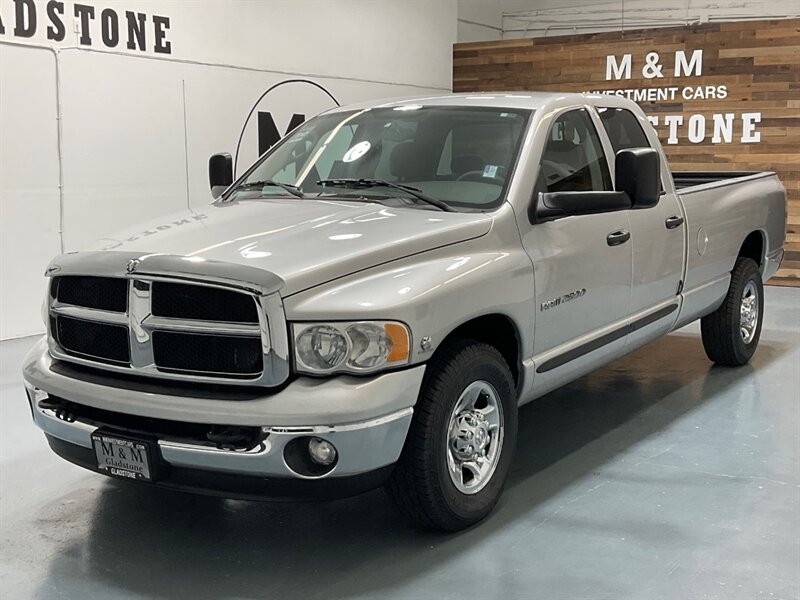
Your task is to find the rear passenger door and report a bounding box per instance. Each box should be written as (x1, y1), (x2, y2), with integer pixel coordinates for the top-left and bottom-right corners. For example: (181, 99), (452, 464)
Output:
(596, 106), (685, 343)
(519, 107), (633, 390)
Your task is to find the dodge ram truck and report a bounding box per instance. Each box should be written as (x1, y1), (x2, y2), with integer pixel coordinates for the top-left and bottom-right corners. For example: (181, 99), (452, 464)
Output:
(23, 93), (786, 531)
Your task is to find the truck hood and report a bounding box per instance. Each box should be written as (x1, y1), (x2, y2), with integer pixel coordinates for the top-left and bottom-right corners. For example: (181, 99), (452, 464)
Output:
(88, 198), (493, 295)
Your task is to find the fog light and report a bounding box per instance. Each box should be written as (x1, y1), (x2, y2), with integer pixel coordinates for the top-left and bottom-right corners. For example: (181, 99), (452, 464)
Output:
(308, 437), (337, 466)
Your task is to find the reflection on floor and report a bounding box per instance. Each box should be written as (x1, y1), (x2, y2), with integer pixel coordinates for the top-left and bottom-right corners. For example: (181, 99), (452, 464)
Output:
(1, 287), (798, 600)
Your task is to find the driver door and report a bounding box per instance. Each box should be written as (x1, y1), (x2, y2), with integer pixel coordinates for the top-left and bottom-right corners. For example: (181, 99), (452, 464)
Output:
(518, 108), (633, 394)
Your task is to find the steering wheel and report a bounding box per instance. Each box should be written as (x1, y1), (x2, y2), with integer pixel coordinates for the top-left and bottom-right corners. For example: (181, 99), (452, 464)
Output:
(456, 168), (506, 185)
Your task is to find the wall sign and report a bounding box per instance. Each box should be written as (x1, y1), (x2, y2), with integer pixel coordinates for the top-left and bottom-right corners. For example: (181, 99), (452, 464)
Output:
(0, 0), (172, 53)
(595, 49), (761, 145)
(453, 18), (800, 285)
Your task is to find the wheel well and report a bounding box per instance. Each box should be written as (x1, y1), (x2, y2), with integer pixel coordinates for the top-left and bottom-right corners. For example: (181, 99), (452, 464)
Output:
(439, 314), (520, 385)
(739, 231), (765, 268)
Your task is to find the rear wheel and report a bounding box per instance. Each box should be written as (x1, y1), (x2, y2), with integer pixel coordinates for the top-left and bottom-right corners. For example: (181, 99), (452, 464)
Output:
(386, 340), (517, 531)
(701, 257), (764, 366)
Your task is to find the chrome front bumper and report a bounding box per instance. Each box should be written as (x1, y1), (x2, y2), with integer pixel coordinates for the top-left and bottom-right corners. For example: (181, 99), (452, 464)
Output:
(23, 338), (423, 483)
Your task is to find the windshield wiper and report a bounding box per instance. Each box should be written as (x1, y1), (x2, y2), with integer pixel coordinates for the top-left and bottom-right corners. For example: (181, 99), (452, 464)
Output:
(234, 180), (306, 198)
(316, 178), (453, 212)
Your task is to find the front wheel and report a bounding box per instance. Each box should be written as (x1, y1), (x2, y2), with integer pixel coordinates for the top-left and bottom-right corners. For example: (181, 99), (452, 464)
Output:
(386, 340), (517, 531)
(701, 257), (764, 366)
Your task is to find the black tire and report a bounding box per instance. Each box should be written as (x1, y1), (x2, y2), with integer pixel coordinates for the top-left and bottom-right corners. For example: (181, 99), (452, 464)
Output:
(386, 339), (518, 531)
(701, 257), (764, 366)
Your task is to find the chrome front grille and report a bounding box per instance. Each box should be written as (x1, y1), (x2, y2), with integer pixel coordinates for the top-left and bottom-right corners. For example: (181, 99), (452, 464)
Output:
(151, 281), (260, 323)
(152, 330), (264, 377)
(55, 276), (128, 312)
(51, 314), (131, 365)
(45, 252), (290, 387)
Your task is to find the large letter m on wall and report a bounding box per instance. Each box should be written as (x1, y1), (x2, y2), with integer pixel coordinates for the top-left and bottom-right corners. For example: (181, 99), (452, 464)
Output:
(257, 112), (306, 155)
(606, 54), (632, 81)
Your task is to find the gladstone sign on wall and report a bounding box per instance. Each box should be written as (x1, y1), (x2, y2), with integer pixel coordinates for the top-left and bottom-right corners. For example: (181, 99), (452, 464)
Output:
(0, 0), (172, 53)
(453, 18), (800, 284)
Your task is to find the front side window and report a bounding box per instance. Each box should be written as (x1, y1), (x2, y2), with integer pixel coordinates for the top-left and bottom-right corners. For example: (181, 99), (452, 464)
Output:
(597, 107), (651, 154)
(597, 106), (664, 194)
(231, 106), (531, 211)
(535, 108), (612, 194)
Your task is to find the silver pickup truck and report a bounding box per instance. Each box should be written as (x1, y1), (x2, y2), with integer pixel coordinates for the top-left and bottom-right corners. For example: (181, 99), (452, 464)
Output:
(23, 93), (786, 531)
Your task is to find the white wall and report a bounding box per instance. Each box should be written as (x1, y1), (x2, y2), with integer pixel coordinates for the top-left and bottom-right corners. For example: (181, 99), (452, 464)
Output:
(457, 0), (800, 41)
(0, 0), (457, 339)
(457, 1), (503, 42)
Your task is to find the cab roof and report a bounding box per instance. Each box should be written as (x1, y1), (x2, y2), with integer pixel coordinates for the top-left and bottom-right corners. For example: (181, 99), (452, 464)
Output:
(324, 92), (613, 114)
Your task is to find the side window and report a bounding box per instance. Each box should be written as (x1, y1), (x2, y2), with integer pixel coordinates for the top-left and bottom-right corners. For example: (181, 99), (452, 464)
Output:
(536, 109), (612, 194)
(597, 107), (650, 154)
(598, 107), (664, 194)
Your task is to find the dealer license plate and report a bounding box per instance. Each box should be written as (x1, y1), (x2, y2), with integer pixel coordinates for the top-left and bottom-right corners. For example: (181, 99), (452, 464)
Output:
(92, 432), (153, 481)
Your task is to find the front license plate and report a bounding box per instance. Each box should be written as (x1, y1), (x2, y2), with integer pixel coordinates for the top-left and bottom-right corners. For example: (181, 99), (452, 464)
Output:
(92, 432), (153, 481)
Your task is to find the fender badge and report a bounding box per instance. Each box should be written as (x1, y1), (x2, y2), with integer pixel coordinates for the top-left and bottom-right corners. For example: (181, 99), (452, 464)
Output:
(126, 259), (140, 274)
(540, 288), (586, 311)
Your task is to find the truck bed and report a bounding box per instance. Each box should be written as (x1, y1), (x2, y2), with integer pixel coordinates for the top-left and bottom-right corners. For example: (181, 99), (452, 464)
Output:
(673, 170), (785, 313)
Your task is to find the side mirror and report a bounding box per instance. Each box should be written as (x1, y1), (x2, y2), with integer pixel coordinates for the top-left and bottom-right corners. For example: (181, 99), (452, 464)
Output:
(533, 190), (632, 223)
(209, 153), (233, 199)
(615, 148), (659, 208)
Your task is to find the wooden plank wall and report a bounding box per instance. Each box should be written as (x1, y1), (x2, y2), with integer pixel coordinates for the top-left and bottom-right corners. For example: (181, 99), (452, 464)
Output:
(453, 19), (800, 286)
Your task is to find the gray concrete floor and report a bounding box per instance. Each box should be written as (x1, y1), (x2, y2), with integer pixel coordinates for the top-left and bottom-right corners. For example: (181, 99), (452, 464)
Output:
(1, 287), (798, 600)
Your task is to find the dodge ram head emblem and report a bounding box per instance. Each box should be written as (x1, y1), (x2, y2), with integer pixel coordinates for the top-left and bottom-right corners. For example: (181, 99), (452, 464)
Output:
(126, 259), (140, 274)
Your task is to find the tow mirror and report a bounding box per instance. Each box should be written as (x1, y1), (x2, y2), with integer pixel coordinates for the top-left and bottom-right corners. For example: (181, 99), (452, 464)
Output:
(209, 153), (233, 199)
(615, 148), (659, 208)
(533, 190), (632, 223)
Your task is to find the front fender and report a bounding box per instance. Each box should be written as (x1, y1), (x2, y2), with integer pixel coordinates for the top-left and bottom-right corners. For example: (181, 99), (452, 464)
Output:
(282, 212), (535, 368)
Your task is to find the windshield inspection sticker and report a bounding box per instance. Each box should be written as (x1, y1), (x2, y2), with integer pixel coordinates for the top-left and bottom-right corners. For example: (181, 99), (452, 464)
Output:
(343, 141), (371, 163)
(482, 165), (498, 178)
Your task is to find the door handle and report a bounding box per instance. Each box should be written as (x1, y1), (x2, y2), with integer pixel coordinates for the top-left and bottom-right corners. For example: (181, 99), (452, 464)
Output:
(606, 229), (630, 246)
(665, 215), (684, 229)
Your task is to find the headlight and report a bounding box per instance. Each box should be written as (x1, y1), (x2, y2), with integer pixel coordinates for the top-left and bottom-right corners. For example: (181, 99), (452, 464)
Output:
(292, 321), (410, 375)
(296, 325), (349, 371)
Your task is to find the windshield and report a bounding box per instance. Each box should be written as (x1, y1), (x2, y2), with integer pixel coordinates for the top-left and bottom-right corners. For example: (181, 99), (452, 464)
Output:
(231, 105), (531, 210)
